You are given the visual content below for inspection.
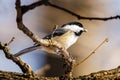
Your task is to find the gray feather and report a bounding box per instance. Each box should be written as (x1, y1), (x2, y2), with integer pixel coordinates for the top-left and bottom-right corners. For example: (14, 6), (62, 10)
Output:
(14, 29), (68, 57)
(14, 45), (40, 57)
(43, 29), (68, 39)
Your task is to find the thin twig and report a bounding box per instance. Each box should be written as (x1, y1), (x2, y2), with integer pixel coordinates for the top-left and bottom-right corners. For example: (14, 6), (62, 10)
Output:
(5, 37), (15, 46)
(47, 1), (120, 21)
(47, 2), (120, 21)
(74, 38), (109, 68)
(51, 25), (58, 39)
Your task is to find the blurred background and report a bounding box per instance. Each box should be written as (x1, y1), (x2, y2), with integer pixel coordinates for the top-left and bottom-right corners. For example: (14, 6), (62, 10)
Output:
(0, 0), (120, 77)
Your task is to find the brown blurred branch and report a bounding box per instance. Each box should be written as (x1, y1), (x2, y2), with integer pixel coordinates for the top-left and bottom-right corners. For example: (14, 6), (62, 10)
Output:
(0, 70), (39, 80)
(20, 0), (120, 21)
(77, 66), (120, 80)
(0, 41), (37, 78)
(0, 66), (119, 79)
(21, 1), (43, 14)
(47, 1), (120, 21)
(21, 0), (50, 14)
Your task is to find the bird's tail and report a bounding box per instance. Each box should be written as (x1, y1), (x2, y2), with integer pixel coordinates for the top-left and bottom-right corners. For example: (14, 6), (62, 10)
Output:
(14, 45), (41, 57)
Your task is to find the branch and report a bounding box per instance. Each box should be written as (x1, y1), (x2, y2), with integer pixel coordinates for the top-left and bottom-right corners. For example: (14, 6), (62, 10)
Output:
(16, 0), (41, 43)
(0, 70), (40, 80)
(20, 0), (120, 21)
(0, 66), (119, 79)
(5, 37), (15, 46)
(21, 0), (49, 14)
(77, 66), (120, 79)
(0, 41), (37, 78)
(47, 2), (120, 21)
(74, 38), (109, 68)
(21, 0), (43, 14)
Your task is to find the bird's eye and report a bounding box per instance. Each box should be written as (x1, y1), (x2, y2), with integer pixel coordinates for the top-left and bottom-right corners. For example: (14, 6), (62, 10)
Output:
(74, 31), (83, 36)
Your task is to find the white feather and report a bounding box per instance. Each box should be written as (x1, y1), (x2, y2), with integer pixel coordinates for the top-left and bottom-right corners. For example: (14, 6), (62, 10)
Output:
(62, 25), (84, 33)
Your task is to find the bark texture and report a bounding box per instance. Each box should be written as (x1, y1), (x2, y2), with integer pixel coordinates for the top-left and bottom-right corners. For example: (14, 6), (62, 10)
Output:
(0, 66), (119, 80)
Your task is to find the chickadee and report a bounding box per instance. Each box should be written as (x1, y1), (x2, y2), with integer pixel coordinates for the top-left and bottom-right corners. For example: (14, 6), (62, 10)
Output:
(14, 22), (87, 57)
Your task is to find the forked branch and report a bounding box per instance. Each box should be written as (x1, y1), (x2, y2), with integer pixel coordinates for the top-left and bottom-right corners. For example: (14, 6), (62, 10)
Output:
(20, 0), (120, 21)
(0, 41), (37, 78)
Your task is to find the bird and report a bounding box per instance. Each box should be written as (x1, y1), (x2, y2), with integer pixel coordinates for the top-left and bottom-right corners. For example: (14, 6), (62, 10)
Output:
(14, 21), (87, 57)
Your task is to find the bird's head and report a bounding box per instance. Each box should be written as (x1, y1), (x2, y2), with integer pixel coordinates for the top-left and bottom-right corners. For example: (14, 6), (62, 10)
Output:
(61, 22), (87, 36)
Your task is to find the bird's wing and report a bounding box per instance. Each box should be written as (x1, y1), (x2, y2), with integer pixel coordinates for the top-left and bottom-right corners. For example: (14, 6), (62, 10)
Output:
(14, 29), (68, 57)
(14, 45), (40, 57)
(43, 28), (68, 39)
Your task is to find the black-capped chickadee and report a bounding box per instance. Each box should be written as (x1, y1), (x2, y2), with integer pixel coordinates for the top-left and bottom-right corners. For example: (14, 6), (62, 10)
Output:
(14, 22), (87, 57)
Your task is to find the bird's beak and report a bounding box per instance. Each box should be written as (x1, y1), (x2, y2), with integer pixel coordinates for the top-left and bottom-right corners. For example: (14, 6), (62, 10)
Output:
(83, 28), (87, 32)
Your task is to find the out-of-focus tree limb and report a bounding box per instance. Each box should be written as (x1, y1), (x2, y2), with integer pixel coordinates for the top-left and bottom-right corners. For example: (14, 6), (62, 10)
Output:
(21, 0), (43, 14)
(47, 2), (120, 21)
(20, 0), (120, 21)
(77, 66), (120, 80)
(0, 66), (119, 80)
(0, 41), (38, 78)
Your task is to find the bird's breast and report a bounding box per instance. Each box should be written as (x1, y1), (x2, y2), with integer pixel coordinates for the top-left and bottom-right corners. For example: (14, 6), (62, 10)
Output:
(53, 31), (78, 49)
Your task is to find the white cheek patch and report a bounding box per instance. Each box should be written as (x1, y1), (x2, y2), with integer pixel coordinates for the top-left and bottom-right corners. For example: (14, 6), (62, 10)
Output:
(63, 25), (84, 32)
